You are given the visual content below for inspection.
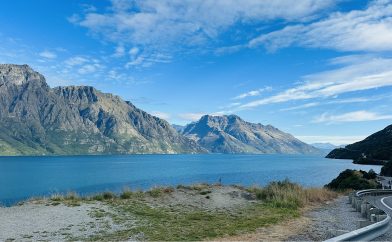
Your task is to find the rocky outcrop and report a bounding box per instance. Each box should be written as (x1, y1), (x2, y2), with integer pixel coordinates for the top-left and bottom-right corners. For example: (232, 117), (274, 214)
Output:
(182, 114), (320, 154)
(0, 64), (204, 155)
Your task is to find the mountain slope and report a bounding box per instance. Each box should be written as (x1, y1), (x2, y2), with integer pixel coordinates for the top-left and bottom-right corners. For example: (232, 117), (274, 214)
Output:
(182, 115), (320, 154)
(326, 125), (392, 164)
(0, 64), (204, 155)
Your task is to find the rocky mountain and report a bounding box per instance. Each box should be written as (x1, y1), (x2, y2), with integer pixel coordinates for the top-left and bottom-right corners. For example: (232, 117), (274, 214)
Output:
(326, 125), (392, 164)
(182, 115), (320, 154)
(0, 64), (205, 155)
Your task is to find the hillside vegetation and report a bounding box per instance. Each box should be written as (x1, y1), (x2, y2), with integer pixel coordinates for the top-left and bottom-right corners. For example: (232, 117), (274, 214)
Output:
(327, 124), (392, 164)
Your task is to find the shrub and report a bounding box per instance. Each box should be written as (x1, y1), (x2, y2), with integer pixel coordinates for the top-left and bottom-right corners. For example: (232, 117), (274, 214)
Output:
(326, 169), (379, 190)
(50, 193), (64, 201)
(381, 160), (392, 176)
(120, 188), (133, 199)
(91, 194), (104, 201)
(148, 187), (164, 198)
(102, 191), (116, 200)
(363, 169), (377, 179)
(65, 191), (79, 200)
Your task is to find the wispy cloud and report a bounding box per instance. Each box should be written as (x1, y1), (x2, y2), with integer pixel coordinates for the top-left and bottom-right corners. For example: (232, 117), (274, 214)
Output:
(233, 87), (272, 100)
(280, 102), (319, 111)
(39, 50), (57, 59)
(239, 56), (392, 109)
(125, 52), (172, 68)
(77, 63), (103, 75)
(313, 110), (392, 123)
(64, 56), (89, 66)
(70, 0), (334, 67)
(112, 45), (126, 58)
(249, 0), (392, 52)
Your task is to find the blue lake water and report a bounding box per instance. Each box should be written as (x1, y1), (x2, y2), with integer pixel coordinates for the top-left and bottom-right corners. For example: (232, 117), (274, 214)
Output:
(0, 154), (381, 206)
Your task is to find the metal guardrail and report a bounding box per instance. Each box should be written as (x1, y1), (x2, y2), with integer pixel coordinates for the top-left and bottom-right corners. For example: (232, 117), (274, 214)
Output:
(325, 189), (392, 242)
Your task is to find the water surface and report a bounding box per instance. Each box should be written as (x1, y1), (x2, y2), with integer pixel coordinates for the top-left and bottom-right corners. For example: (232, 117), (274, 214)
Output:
(0, 154), (380, 205)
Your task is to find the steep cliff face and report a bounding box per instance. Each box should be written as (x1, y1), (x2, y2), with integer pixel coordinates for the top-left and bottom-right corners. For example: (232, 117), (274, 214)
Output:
(327, 125), (392, 163)
(0, 64), (204, 155)
(182, 115), (320, 154)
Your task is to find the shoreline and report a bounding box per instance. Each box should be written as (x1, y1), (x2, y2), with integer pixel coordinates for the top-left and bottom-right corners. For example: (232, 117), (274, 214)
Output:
(0, 182), (339, 241)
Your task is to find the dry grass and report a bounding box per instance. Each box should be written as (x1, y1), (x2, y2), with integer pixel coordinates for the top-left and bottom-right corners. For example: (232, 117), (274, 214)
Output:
(248, 179), (338, 209)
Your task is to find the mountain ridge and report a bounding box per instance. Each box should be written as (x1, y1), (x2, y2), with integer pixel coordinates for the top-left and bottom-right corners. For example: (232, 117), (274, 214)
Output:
(326, 125), (392, 164)
(182, 114), (320, 154)
(0, 64), (205, 155)
(0, 64), (320, 156)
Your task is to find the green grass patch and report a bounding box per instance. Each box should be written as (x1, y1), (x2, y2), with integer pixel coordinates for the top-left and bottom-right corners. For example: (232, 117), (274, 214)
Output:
(88, 199), (300, 241)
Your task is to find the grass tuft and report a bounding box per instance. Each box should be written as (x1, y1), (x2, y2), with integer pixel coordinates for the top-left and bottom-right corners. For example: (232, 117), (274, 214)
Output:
(248, 179), (337, 209)
(120, 188), (133, 199)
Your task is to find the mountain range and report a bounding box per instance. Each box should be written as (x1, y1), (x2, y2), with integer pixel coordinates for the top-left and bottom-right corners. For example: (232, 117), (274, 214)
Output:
(0, 64), (204, 155)
(181, 114), (320, 154)
(0, 64), (319, 155)
(311, 143), (345, 151)
(327, 125), (392, 164)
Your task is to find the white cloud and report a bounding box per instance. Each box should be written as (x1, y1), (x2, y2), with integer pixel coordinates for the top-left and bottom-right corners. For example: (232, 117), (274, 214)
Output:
(64, 56), (89, 66)
(178, 112), (206, 122)
(313, 110), (392, 123)
(39, 50), (57, 59)
(78, 63), (103, 74)
(239, 57), (392, 109)
(280, 102), (319, 111)
(72, 0), (333, 52)
(151, 111), (171, 120)
(125, 52), (172, 68)
(296, 135), (366, 145)
(129, 47), (139, 57)
(233, 87), (272, 100)
(250, 0), (392, 52)
(113, 45), (126, 57)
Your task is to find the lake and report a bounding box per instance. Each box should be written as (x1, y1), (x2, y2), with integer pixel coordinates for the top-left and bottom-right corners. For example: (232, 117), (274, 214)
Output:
(0, 154), (381, 206)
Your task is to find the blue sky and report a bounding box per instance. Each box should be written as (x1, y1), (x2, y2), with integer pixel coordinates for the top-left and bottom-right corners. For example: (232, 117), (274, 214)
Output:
(1, 0), (392, 145)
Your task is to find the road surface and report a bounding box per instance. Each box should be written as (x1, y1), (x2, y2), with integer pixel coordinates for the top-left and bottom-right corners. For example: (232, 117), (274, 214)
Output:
(363, 195), (392, 241)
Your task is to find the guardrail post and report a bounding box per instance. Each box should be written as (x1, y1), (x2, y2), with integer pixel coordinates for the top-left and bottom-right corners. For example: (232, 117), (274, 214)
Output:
(370, 214), (377, 222)
(367, 206), (376, 219)
(351, 196), (357, 208)
(349, 193), (353, 203)
(361, 202), (369, 218)
(358, 220), (374, 229)
(355, 199), (362, 212)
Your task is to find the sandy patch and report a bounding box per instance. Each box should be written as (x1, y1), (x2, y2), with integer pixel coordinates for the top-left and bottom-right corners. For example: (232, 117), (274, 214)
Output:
(0, 202), (124, 241)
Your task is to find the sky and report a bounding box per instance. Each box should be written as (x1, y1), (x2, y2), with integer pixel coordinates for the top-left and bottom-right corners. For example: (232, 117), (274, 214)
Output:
(1, 0), (392, 145)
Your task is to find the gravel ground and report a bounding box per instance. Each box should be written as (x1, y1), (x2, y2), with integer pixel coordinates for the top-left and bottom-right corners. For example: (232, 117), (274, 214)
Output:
(147, 185), (257, 211)
(0, 202), (124, 241)
(288, 196), (363, 241)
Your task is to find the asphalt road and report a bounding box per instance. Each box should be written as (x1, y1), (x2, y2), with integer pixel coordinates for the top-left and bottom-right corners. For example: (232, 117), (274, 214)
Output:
(363, 195), (392, 241)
